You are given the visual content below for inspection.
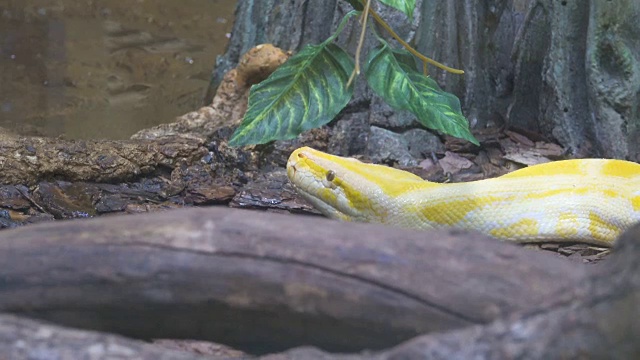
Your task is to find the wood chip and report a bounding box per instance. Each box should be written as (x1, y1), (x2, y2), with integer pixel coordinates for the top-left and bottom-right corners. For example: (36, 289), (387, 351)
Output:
(505, 130), (535, 147)
(439, 151), (475, 174)
(534, 141), (565, 157)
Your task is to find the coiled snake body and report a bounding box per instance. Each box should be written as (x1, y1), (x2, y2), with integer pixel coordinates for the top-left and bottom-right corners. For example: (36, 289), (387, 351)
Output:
(287, 147), (640, 246)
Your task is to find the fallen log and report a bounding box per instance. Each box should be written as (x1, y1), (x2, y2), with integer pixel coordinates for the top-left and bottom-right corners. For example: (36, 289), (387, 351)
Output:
(0, 207), (585, 353)
(3, 225), (637, 360)
(0, 43), (277, 187)
(259, 224), (640, 359)
(0, 314), (215, 360)
(0, 132), (207, 185)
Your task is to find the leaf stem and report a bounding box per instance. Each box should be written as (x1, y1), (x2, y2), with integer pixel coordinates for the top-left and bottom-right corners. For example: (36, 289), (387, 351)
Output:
(347, 0), (372, 87)
(367, 6), (464, 74)
(324, 10), (359, 44)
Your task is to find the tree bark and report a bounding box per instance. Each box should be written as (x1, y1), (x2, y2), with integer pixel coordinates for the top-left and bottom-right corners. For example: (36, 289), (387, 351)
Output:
(0, 314), (212, 360)
(2, 209), (639, 359)
(0, 132), (207, 185)
(0, 207), (585, 354)
(213, 0), (640, 159)
(209, 0), (339, 97)
(260, 224), (640, 359)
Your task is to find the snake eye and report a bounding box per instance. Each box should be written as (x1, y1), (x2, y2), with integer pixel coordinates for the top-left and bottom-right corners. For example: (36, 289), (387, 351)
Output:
(326, 170), (336, 182)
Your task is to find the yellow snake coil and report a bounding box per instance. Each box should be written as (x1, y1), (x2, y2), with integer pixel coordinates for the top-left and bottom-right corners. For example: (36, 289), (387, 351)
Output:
(286, 147), (640, 246)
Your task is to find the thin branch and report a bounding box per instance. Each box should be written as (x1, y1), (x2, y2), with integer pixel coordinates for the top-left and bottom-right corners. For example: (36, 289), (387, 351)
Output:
(367, 6), (464, 75)
(347, 0), (373, 87)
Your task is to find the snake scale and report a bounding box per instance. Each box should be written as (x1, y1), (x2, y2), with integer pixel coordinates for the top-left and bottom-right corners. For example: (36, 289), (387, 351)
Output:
(286, 146), (640, 246)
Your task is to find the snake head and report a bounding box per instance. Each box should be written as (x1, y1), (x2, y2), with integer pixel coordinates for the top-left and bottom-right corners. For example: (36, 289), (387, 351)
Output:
(286, 147), (425, 224)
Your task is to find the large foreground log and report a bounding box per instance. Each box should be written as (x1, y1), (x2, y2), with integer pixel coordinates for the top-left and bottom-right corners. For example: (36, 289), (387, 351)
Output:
(0, 207), (584, 353)
(2, 223), (637, 359)
(0, 314), (211, 360)
(261, 224), (640, 359)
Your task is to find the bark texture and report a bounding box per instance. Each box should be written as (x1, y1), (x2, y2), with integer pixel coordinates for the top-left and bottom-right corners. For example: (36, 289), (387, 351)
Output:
(259, 224), (640, 359)
(1, 209), (639, 359)
(213, 0), (640, 159)
(210, 0), (338, 95)
(0, 132), (207, 185)
(0, 314), (212, 360)
(0, 207), (584, 354)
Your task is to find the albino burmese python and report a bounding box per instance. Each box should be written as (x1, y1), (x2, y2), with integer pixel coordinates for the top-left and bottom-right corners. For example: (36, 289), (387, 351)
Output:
(286, 147), (640, 246)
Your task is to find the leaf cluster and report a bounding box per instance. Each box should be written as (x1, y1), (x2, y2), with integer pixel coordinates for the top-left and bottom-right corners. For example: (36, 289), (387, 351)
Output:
(229, 0), (479, 147)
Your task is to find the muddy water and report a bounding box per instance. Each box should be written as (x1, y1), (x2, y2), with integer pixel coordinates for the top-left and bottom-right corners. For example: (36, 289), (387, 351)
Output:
(0, 0), (235, 139)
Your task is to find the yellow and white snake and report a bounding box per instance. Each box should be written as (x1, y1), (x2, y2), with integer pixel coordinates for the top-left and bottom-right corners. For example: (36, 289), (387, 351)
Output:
(286, 147), (640, 246)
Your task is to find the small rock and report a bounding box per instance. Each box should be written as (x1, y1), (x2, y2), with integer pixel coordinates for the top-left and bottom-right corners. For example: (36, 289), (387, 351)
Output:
(403, 128), (445, 158)
(0, 215), (17, 229)
(367, 126), (417, 166)
(0, 185), (31, 210)
(236, 43), (290, 87)
(265, 127), (330, 167)
(328, 112), (369, 156)
(369, 96), (416, 128)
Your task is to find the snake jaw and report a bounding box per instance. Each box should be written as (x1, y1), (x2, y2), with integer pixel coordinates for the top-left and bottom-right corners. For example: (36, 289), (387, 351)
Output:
(294, 187), (355, 222)
(288, 173), (356, 222)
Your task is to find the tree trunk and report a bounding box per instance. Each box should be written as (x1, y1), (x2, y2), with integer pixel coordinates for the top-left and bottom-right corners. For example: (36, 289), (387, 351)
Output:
(212, 0), (640, 159)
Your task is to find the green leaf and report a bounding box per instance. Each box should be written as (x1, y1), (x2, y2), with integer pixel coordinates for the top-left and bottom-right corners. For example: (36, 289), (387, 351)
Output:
(378, 0), (416, 20)
(364, 44), (479, 145)
(229, 43), (354, 146)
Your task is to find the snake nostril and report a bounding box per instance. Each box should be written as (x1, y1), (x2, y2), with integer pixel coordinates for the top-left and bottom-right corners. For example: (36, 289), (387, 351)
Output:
(298, 153), (306, 159)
